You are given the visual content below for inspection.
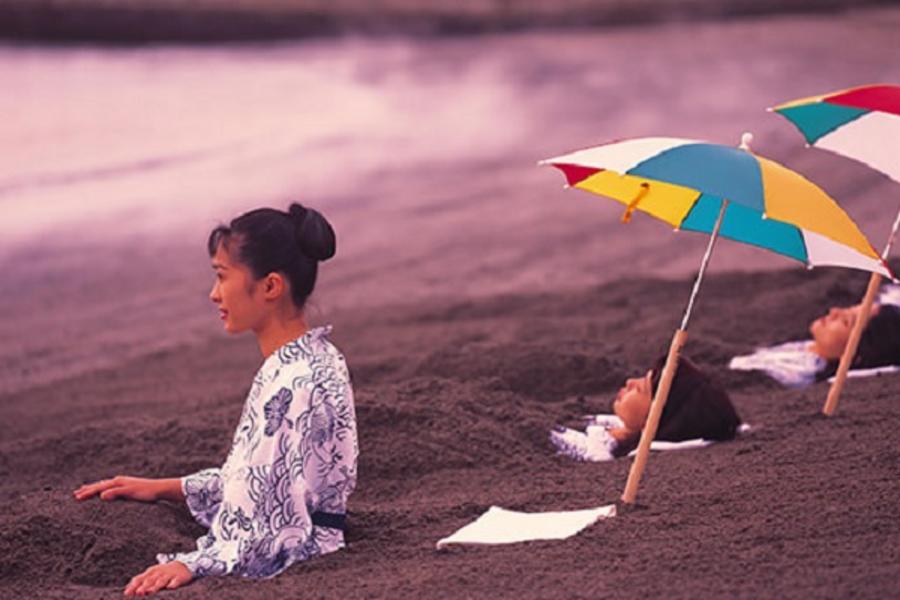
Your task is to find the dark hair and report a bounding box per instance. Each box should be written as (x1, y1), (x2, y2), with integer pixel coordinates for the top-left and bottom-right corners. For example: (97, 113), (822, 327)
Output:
(207, 203), (335, 308)
(820, 304), (900, 379)
(613, 356), (741, 457)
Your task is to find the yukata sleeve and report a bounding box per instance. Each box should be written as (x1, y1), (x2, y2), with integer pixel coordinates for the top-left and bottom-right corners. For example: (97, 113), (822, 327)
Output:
(180, 468), (224, 528)
(161, 359), (358, 580)
(163, 404), (320, 579)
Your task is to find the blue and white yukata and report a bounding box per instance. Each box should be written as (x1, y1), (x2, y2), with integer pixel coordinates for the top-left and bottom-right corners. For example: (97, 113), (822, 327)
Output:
(729, 340), (826, 388)
(550, 415), (622, 462)
(157, 326), (358, 579)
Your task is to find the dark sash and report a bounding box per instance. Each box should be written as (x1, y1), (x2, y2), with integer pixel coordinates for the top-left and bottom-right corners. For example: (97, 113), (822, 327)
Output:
(311, 511), (346, 531)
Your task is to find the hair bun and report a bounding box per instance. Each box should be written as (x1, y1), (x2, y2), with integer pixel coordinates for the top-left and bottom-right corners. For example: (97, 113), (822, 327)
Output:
(288, 202), (336, 262)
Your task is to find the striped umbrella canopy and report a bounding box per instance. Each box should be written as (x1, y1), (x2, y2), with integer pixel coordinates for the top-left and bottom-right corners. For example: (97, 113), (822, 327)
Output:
(542, 136), (891, 277)
(771, 84), (900, 182)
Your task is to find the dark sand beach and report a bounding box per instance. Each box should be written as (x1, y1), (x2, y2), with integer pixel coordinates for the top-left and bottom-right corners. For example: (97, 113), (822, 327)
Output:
(2, 6), (900, 599)
(2, 264), (900, 599)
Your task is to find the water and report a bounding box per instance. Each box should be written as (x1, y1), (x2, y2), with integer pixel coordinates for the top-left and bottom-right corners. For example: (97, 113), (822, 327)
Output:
(2, 9), (899, 395)
(0, 38), (546, 247)
(3, 11), (899, 253)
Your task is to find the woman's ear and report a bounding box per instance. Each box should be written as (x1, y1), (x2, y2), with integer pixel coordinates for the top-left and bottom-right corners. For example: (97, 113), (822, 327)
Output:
(262, 272), (287, 300)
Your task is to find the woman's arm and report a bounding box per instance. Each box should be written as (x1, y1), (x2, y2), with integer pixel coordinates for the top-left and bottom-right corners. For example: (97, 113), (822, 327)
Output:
(73, 476), (185, 503)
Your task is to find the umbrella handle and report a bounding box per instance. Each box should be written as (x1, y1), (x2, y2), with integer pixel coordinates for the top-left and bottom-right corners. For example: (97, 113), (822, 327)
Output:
(881, 205), (900, 260)
(621, 328), (688, 504)
(824, 205), (898, 415)
(822, 272), (882, 416)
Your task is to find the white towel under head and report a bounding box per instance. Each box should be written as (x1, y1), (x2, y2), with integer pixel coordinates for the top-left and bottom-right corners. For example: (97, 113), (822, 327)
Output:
(827, 365), (900, 382)
(436, 504), (616, 549)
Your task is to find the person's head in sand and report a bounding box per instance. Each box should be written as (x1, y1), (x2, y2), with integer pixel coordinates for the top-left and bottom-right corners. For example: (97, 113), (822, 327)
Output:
(809, 302), (875, 359)
(809, 302), (900, 364)
(611, 356), (741, 457)
(813, 303), (900, 376)
(208, 203), (335, 353)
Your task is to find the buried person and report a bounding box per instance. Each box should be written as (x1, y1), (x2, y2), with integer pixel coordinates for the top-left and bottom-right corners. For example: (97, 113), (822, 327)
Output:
(74, 204), (358, 596)
(729, 297), (900, 388)
(551, 355), (741, 462)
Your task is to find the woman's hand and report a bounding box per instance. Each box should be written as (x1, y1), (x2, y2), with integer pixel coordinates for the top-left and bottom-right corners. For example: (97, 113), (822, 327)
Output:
(73, 476), (184, 503)
(124, 561), (193, 596)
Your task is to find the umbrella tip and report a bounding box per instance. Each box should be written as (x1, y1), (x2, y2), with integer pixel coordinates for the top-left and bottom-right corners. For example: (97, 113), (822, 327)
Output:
(740, 132), (754, 150)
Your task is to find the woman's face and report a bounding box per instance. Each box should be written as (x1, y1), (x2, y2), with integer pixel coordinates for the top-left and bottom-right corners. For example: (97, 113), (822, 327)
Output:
(809, 303), (880, 359)
(209, 243), (266, 334)
(613, 371), (653, 432)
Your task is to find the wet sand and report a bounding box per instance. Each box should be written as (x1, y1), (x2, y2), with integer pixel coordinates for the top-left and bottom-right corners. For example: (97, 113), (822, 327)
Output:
(2, 8), (900, 599)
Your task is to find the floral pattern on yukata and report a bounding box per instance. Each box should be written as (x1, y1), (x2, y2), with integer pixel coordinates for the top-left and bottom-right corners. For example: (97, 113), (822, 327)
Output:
(550, 414), (621, 462)
(157, 326), (358, 579)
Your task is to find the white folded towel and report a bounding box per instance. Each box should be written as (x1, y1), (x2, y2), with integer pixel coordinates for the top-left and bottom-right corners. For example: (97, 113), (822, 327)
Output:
(436, 504), (616, 549)
(626, 423), (752, 455)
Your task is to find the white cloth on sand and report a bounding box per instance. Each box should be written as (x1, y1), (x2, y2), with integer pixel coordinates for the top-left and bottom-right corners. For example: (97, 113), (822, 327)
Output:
(550, 416), (750, 463)
(436, 504), (616, 549)
(827, 365), (900, 382)
(879, 283), (900, 307)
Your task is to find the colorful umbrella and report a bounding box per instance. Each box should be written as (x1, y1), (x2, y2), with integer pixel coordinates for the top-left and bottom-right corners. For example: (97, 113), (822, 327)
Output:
(773, 84), (900, 416)
(541, 134), (891, 504)
(771, 84), (900, 181)
(545, 136), (890, 276)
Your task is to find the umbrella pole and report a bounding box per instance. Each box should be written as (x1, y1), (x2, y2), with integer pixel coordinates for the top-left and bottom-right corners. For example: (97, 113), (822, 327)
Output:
(621, 199), (728, 504)
(822, 206), (900, 416)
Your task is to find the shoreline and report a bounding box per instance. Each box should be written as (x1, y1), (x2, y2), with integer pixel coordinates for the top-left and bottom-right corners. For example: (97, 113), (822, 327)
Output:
(0, 0), (895, 44)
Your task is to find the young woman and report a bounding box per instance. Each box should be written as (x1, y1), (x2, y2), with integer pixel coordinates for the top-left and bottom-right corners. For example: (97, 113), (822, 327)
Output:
(73, 204), (358, 597)
(729, 290), (900, 387)
(551, 355), (741, 462)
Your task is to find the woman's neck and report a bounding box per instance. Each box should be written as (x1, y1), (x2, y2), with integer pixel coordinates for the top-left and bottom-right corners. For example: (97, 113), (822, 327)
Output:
(254, 311), (309, 359)
(806, 340), (828, 359)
